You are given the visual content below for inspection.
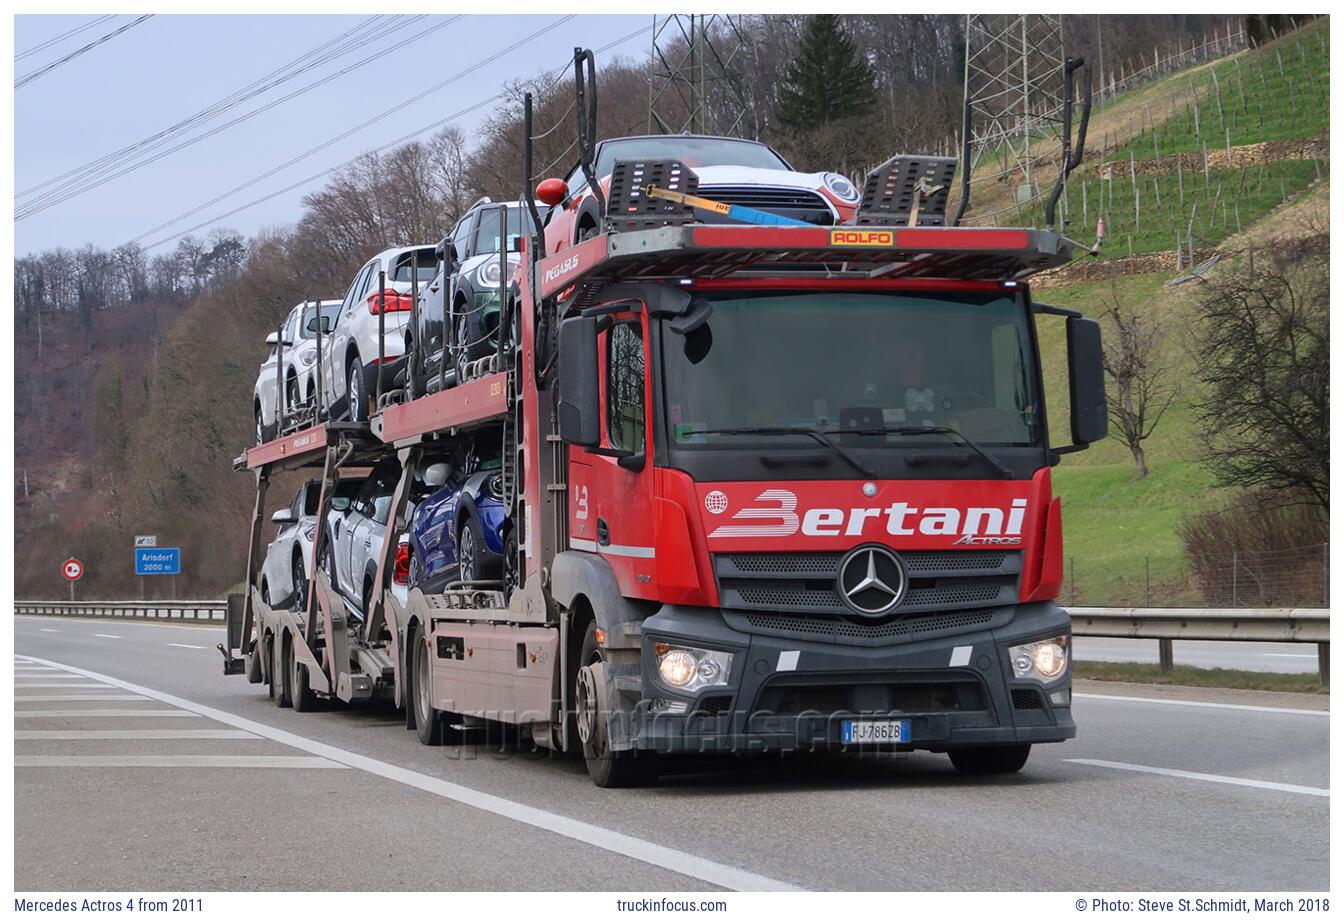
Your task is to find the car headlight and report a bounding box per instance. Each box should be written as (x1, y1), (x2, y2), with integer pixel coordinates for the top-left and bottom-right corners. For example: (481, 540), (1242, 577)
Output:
(302, 524), (316, 542)
(484, 472), (504, 500)
(1009, 635), (1070, 683)
(653, 642), (734, 693)
(823, 172), (860, 203)
(297, 347), (318, 367)
(475, 254), (519, 288)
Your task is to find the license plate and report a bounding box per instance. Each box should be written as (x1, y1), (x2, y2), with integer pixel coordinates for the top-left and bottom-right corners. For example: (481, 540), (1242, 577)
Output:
(841, 719), (910, 744)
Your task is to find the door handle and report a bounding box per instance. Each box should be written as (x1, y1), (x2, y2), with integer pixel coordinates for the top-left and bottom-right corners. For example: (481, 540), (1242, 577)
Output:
(596, 518), (610, 546)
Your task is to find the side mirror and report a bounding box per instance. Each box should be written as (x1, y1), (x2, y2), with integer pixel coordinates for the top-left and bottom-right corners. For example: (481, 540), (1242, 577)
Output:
(1066, 316), (1108, 446)
(422, 462), (452, 488)
(536, 178), (567, 207)
(271, 509), (298, 525)
(265, 331), (279, 346)
(331, 496), (351, 513)
(557, 316), (600, 447)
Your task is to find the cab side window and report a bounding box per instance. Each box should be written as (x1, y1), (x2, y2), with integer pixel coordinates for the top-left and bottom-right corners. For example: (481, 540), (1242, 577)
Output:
(606, 320), (645, 454)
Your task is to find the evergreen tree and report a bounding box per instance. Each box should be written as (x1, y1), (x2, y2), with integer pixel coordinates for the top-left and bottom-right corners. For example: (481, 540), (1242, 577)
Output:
(775, 15), (877, 135)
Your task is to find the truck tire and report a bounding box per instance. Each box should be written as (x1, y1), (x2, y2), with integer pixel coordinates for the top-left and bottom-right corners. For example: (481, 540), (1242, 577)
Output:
(290, 642), (316, 712)
(411, 623), (445, 745)
(273, 633), (291, 708)
(263, 633), (275, 698)
(948, 744), (1031, 775)
(576, 620), (653, 788)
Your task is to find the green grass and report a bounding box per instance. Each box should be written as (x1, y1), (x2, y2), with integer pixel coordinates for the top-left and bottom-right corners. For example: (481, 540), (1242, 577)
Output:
(1109, 21), (1330, 163)
(1074, 661), (1327, 694)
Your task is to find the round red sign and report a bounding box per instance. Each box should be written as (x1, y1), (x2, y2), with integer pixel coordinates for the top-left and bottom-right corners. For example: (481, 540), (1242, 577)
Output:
(61, 558), (84, 581)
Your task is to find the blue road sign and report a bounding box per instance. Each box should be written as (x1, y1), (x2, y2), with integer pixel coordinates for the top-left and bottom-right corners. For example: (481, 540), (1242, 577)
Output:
(135, 547), (181, 576)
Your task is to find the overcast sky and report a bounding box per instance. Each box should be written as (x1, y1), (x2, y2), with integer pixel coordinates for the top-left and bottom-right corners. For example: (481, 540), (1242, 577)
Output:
(14, 14), (650, 256)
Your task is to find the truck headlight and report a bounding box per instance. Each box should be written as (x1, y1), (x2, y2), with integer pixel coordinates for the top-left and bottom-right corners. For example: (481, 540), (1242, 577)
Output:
(297, 347), (318, 367)
(1010, 635), (1069, 682)
(653, 643), (734, 693)
(823, 172), (860, 203)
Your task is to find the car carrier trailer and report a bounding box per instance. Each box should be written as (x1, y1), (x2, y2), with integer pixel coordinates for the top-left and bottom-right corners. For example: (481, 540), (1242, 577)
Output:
(223, 48), (1105, 787)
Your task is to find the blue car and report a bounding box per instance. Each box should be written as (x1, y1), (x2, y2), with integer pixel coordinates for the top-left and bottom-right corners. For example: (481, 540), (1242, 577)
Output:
(407, 452), (507, 592)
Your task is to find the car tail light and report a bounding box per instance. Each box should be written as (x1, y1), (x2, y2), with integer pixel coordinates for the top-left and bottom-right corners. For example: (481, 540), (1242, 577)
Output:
(393, 541), (411, 586)
(367, 289), (413, 314)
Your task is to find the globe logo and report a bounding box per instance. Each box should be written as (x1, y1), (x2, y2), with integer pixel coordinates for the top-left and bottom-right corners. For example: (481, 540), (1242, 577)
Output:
(704, 491), (729, 515)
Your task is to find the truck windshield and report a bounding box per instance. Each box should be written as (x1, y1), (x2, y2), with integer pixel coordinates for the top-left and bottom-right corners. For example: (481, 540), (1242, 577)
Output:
(661, 290), (1042, 451)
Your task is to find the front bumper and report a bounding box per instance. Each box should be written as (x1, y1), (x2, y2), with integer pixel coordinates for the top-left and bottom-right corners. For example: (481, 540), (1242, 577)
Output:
(611, 601), (1075, 754)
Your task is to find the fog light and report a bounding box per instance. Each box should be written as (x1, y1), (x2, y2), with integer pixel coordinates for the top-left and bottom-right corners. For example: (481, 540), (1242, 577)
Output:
(1049, 687), (1071, 707)
(658, 650), (697, 688)
(650, 698), (689, 714)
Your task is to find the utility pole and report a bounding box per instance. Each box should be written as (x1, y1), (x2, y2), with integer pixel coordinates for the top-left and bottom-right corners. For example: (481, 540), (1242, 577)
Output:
(648, 14), (755, 138)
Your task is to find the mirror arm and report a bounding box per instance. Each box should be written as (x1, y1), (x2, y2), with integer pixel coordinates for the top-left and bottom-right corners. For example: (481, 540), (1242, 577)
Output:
(616, 451), (646, 472)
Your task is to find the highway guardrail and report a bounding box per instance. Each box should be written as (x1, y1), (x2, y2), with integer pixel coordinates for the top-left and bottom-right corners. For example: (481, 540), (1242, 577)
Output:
(16, 599), (227, 622)
(1070, 606), (1329, 681)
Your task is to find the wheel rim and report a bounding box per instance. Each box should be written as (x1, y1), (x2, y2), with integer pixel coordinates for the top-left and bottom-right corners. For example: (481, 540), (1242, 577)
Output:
(256, 412), (264, 445)
(416, 638), (432, 726)
(502, 534), (517, 599)
(455, 317), (470, 380)
(348, 366), (361, 420)
(460, 527), (476, 582)
(293, 555), (306, 611)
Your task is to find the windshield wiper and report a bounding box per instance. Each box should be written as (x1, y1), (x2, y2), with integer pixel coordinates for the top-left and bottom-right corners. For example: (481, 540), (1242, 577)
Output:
(695, 426), (877, 478)
(829, 425), (1013, 479)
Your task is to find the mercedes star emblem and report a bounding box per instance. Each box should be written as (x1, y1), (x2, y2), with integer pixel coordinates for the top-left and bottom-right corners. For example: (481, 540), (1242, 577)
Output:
(837, 545), (906, 616)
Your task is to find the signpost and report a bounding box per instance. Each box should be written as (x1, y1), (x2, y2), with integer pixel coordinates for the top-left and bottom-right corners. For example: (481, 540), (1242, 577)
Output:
(135, 547), (181, 598)
(61, 557), (83, 601)
(134, 535), (157, 548)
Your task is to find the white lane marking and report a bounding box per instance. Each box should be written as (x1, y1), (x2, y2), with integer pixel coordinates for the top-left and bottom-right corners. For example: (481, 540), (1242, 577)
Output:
(93, 634), (123, 640)
(1066, 758), (1329, 798)
(16, 729), (257, 740)
(15, 694), (150, 702)
(15, 755), (344, 769)
(14, 682), (116, 688)
(14, 710), (202, 718)
(18, 654), (802, 892)
(1075, 692), (1328, 718)
(166, 643), (207, 650)
(1266, 653), (1315, 658)
(17, 616), (219, 632)
(39, 628), (60, 632)
(15, 674), (95, 680)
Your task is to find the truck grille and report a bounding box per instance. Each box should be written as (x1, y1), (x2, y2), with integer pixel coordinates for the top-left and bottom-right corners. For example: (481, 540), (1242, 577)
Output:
(715, 550), (1021, 618)
(697, 185), (836, 226)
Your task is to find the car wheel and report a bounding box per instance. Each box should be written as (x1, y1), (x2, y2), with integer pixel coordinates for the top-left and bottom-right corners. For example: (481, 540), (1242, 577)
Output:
(291, 552), (307, 613)
(948, 744), (1032, 775)
(286, 376), (300, 418)
(408, 554), (420, 590)
(347, 360), (367, 422)
(454, 312), (476, 383)
(502, 527), (518, 604)
(458, 514), (487, 583)
(576, 620), (652, 787)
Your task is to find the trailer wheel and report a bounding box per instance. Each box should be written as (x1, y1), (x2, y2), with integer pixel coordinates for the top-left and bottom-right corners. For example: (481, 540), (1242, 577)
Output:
(948, 744), (1031, 775)
(412, 624), (445, 745)
(576, 621), (653, 788)
(290, 642), (316, 712)
(263, 633), (275, 698)
(273, 633), (291, 708)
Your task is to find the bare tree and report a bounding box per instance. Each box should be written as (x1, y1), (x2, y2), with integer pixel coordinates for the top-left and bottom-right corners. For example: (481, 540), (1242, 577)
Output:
(1193, 249), (1329, 511)
(1100, 296), (1177, 478)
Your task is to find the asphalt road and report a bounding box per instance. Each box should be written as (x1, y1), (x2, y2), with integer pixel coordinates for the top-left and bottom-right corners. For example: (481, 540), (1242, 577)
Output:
(1075, 637), (1324, 673)
(14, 615), (1329, 891)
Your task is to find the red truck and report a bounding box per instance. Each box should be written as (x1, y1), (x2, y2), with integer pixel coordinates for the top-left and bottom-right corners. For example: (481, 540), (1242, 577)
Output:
(224, 53), (1105, 789)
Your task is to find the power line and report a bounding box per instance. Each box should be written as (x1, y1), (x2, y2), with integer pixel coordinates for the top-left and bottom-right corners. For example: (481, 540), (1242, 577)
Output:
(135, 23), (653, 253)
(15, 15), (115, 62)
(15, 15), (154, 90)
(18, 14), (388, 201)
(124, 15), (576, 248)
(17, 16), (460, 220)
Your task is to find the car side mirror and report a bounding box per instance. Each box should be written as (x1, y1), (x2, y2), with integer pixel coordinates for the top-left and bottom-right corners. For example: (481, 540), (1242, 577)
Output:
(331, 496), (351, 513)
(557, 316), (600, 448)
(265, 331), (279, 346)
(1066, 315), (1108, 446)
(536, 177), (567, 207)
(422, 462), (452, 488)
(271, 509), (298, 525)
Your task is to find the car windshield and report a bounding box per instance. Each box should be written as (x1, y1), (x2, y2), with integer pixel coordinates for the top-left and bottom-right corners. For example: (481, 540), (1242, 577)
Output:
(594, 137), (790, 177)
(391, 249), (437, 284)
(302, 303), (340, 338)
(473, 207), (538, 255)
(661, 290), (1042, 450)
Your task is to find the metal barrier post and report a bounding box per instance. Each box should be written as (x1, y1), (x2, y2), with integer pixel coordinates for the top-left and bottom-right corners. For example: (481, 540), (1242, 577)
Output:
(1231, 550), (1238, 606)
(1158, 638), (1174, 674)
(1318, 643), (1330, 685)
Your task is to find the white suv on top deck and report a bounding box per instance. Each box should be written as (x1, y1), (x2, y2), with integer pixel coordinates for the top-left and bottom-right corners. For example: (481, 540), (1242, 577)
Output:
(318, 246), (436, 422)
(253, 299), (341, 444)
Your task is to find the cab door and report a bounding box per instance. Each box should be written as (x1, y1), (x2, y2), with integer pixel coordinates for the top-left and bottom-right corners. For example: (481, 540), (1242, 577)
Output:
(587, 309), (657, 599)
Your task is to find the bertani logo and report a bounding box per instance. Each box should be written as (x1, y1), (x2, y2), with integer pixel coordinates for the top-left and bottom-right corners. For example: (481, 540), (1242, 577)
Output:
(837, 545), (907, 616)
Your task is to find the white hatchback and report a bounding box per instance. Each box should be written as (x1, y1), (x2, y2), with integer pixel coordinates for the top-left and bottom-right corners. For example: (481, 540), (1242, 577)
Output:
(318, 246), (436, 422)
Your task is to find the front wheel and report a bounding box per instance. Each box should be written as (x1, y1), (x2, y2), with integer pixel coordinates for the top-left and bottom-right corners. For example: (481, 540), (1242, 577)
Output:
(948, 744), (1031, 775)
(458, 514), (487, 583)
(412, 624), (445, 745)
(576, 620), (653, 787)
